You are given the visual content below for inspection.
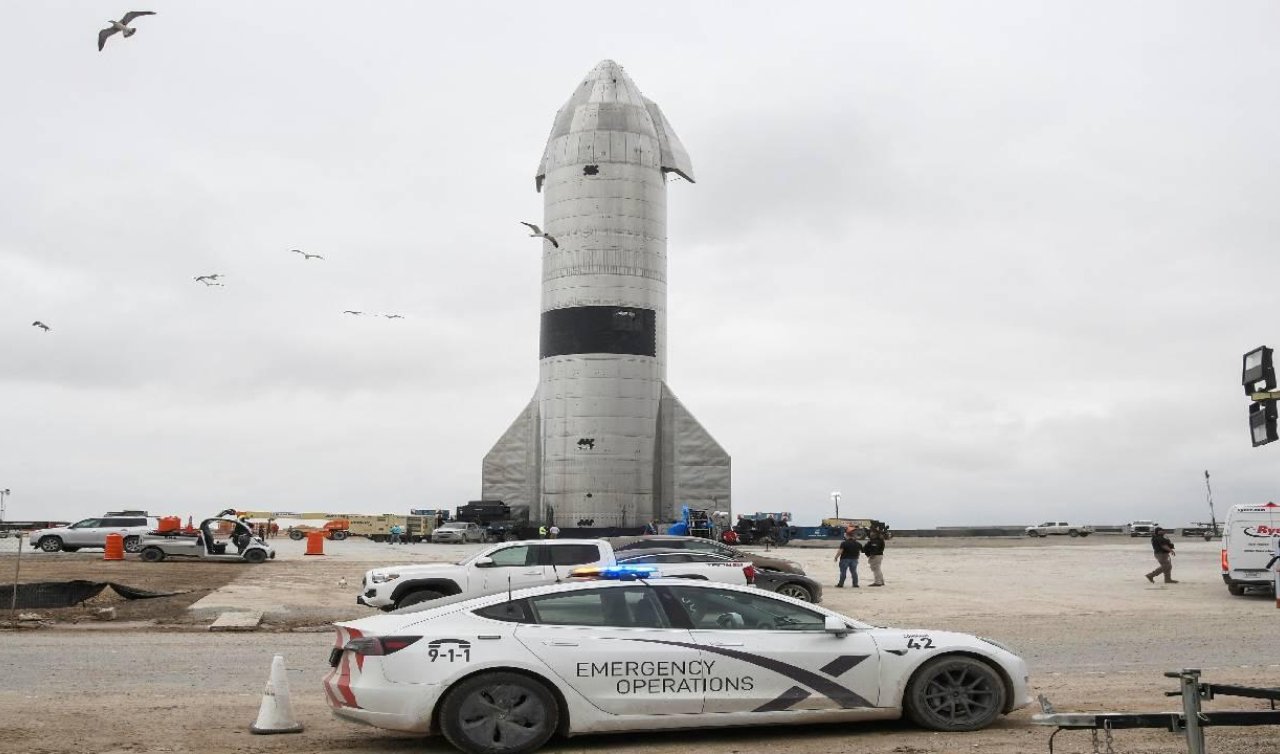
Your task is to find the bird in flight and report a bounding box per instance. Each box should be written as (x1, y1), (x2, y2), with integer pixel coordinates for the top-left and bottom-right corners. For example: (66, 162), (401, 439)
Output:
(382, 314), (405, 320)
(98, 11), (155, 51)
(520, 222), (559, 248)
(32, 321), (51, 332)
(342, 310), (363, 316)
(194, 274), (224, 286)
(290, 249), (325, 261)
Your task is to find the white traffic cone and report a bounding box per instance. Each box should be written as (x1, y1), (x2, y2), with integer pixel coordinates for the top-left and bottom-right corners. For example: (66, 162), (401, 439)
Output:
(250, 654), (304, 734)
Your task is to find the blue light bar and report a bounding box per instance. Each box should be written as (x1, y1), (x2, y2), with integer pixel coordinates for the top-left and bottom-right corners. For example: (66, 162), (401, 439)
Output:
(569, 565), (658, 581)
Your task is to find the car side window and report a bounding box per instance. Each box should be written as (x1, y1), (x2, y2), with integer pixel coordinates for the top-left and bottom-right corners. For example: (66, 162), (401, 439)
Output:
(668, 587), (826, 631)
(527, 587), (669, 628)
(620, 553), (690, 564)
(474, 599), (532, 623)
(546, 544), (601, 567)
(488, 546), (533, 567)
(70, 519), (102, 529)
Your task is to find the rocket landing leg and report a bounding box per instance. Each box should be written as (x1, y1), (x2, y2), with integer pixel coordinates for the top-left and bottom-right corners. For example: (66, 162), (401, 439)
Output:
(654, 383), (731, 525)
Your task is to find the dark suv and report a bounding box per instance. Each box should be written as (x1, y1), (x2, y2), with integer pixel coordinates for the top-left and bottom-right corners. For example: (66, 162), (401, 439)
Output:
(605, 535), (806, 575)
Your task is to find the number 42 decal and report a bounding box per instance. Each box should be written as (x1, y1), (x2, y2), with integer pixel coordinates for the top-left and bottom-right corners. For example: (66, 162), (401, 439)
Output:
(906, 637), (935, 650)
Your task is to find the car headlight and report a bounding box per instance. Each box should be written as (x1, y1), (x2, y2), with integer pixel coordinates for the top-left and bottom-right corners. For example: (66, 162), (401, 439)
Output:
(371, 573), (400, 584)
(979, 636), (1016, 653)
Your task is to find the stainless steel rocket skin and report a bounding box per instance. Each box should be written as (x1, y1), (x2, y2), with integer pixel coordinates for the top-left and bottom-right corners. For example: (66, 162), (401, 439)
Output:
(483, 60), (730, 528)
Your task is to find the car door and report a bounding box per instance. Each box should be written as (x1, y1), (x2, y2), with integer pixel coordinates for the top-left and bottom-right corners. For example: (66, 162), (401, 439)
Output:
(63, 519), (103, 547)
(666, 585), (881, 713)
(478, 544), (548, 592)
(513, 584), (705, 715)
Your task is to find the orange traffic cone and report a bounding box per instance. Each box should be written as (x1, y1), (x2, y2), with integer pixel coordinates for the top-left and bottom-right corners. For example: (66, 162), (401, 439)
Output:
(103, 533), (125, 561)
(250, 655), (304, 734)
(304, 531), (325, 556)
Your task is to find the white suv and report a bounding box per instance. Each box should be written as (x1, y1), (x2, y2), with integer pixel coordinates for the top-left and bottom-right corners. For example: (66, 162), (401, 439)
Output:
(30, 515), (156, 553)
(431, 522), (487, 543)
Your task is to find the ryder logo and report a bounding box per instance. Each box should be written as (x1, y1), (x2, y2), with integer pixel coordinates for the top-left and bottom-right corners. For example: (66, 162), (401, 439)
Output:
(1243, 525), (1280, 538)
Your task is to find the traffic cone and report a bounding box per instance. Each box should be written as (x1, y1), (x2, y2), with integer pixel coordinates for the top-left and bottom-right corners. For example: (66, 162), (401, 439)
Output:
(250, 655), (304, 734)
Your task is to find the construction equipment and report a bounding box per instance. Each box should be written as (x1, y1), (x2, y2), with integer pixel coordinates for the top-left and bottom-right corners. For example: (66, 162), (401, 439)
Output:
(287, 519), (350, 541)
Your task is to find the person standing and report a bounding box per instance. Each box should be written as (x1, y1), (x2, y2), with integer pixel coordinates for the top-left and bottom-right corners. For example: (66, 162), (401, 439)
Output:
(1145, 526), (1178, 583)
(538, 525), (548, 539)
(834, 530), (863, 587)
(389, 524), (404, 545)
(864, 530), (886, 586)
(549, 524), (560, 539)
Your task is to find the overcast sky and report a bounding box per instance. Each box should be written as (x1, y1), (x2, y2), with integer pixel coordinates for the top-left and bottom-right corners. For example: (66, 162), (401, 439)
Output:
(3, 2), (1279, 528)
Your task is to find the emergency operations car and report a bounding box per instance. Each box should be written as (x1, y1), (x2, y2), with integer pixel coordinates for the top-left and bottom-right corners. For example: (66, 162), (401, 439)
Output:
(325, 569), (1031, 754)
(1221, 502), (1280, 595)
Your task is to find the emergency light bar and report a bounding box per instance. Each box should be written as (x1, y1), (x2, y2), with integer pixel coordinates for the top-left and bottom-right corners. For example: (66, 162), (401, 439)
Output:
(569, 565), (658, 581)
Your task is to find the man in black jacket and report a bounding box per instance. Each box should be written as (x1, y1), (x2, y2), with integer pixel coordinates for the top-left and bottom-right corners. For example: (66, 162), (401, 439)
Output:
(1145, 527), (1178, 584)
(864, 531), (886, 586)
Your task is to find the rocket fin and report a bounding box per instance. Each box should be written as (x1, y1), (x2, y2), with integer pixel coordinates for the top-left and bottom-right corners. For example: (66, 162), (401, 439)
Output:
(643, 97), (695, 183)
(655, 383), (729, 522)
(481, 396), (541, 513)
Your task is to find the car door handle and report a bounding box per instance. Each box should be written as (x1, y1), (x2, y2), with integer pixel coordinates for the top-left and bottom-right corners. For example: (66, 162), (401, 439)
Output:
(522, 570), (541, 575)
(708, 642), (745, 647)
(543, 641), (578, 647)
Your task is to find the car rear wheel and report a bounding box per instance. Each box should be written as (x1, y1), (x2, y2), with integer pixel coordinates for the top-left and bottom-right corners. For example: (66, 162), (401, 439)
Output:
(1068, 530), (1079, 537)
(775, 583), (814, 602)
(1227, 583), (1246, 596)
(243, 549), (267, 564)
(396, 589), (445, 610)
(440, 671), (559, 754)
(905, 655), (1006, 732)
(38, 536), (63, 552)
(123, 536), (142, 553)
(140, 546), (165, 562)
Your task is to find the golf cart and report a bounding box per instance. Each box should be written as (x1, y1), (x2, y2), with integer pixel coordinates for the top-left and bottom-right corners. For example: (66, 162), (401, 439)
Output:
(138, 517), (275, 564)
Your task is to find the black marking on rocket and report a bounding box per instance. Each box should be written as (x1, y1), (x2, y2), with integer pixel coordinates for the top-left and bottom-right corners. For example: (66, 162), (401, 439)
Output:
(540, 306), (656, 358)
(819, 655), (869, 678)
(577, 438), (596, 450)
(754, 685), (812, 712)
(583, 165), (599, 175)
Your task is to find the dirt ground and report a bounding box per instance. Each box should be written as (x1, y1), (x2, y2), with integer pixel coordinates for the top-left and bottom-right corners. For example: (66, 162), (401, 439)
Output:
(1, 536), (1277, 753)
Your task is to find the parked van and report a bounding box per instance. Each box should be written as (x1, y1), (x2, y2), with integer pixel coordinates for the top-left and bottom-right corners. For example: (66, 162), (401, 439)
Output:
(1221, 502), (1280, 595)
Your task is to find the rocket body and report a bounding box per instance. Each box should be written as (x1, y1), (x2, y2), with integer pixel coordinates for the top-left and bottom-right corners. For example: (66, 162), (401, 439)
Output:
(483, 61), (728, 528)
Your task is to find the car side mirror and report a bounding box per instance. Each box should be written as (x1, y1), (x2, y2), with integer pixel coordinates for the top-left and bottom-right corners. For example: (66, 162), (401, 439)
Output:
(473, 556), (495, 568)
(825, 615), (850, 637)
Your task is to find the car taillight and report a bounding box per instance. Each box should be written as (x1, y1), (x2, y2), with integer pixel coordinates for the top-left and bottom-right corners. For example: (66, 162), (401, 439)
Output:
(1221, 549), (1230, 571)
(743, 564), (756, 584)
(345, 636), (422, 656)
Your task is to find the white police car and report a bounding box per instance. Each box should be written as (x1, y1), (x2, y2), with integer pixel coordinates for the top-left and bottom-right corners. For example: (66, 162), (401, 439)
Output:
(325, 567), (1031, 754)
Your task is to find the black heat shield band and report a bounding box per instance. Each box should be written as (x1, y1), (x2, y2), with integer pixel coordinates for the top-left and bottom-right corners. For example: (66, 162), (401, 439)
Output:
(540, 306), (656, 358)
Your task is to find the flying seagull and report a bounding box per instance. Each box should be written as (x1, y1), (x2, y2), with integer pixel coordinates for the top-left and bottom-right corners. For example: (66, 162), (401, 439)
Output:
(520, 222), (559, 248)
(290, 249), (325, 261)
(98, 11), (155, 51)
(342, 310), (363, 316)
(32, 321), (50, 332)
(382, 314), (405, 320)
(194, 274), (224, 286)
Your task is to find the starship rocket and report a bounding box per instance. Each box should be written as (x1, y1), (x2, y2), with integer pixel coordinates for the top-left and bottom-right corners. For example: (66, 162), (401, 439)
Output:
(482, 60), (730, 529)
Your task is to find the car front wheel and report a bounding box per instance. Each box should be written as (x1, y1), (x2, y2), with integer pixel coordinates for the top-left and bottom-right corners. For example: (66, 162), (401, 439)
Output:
(775, 583), (814, 602)
(396, 589), (445, 610)
(439, 671), (559, 754)
(140, 547), (165, 562)
(905, 655), (1007, 732)
(38, 536), (63, 552)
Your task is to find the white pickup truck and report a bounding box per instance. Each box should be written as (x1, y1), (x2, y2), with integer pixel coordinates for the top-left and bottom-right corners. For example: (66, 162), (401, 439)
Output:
(1025, 521), (1094, 538)
(358, 539), (755, 611)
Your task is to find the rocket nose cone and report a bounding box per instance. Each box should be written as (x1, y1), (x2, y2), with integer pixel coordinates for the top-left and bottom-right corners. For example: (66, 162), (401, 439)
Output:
(573, 59), (644, 105)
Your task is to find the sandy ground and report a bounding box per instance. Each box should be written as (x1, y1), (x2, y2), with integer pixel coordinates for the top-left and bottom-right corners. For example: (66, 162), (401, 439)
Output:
(1, 536), (1277, 753)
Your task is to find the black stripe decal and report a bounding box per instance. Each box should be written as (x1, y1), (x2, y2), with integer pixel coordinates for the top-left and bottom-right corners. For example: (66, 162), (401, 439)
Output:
(885, 649), (908, 657)
(626, 638), (873, 709)
(539, 306), (656, 358)
(754, 685), (811, 712)
(819, 655), (869, 678)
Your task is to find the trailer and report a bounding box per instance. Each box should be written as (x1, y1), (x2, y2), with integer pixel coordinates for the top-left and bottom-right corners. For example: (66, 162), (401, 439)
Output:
(1033, 668), (1280, 754)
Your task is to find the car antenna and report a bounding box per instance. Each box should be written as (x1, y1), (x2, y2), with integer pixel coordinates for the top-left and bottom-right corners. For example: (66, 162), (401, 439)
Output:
(507, 572), (513, 602)
(552, 562), (562, 583)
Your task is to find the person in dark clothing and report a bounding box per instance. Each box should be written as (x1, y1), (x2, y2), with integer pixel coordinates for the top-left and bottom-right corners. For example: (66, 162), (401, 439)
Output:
(1145, 527), (1178, 583)
(863, 531), (886, 586)
(834, 531), (863, 587)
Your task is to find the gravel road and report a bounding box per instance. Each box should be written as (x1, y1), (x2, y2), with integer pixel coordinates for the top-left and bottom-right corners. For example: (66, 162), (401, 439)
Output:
(1, 537), (1277, 754)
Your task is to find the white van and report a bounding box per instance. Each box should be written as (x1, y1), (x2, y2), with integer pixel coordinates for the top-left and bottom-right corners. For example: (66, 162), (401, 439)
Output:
(1221, 502), (1280, 596)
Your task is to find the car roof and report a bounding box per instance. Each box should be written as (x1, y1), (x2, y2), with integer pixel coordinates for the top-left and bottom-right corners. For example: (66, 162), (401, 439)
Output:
(359, 576), (858, 627)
